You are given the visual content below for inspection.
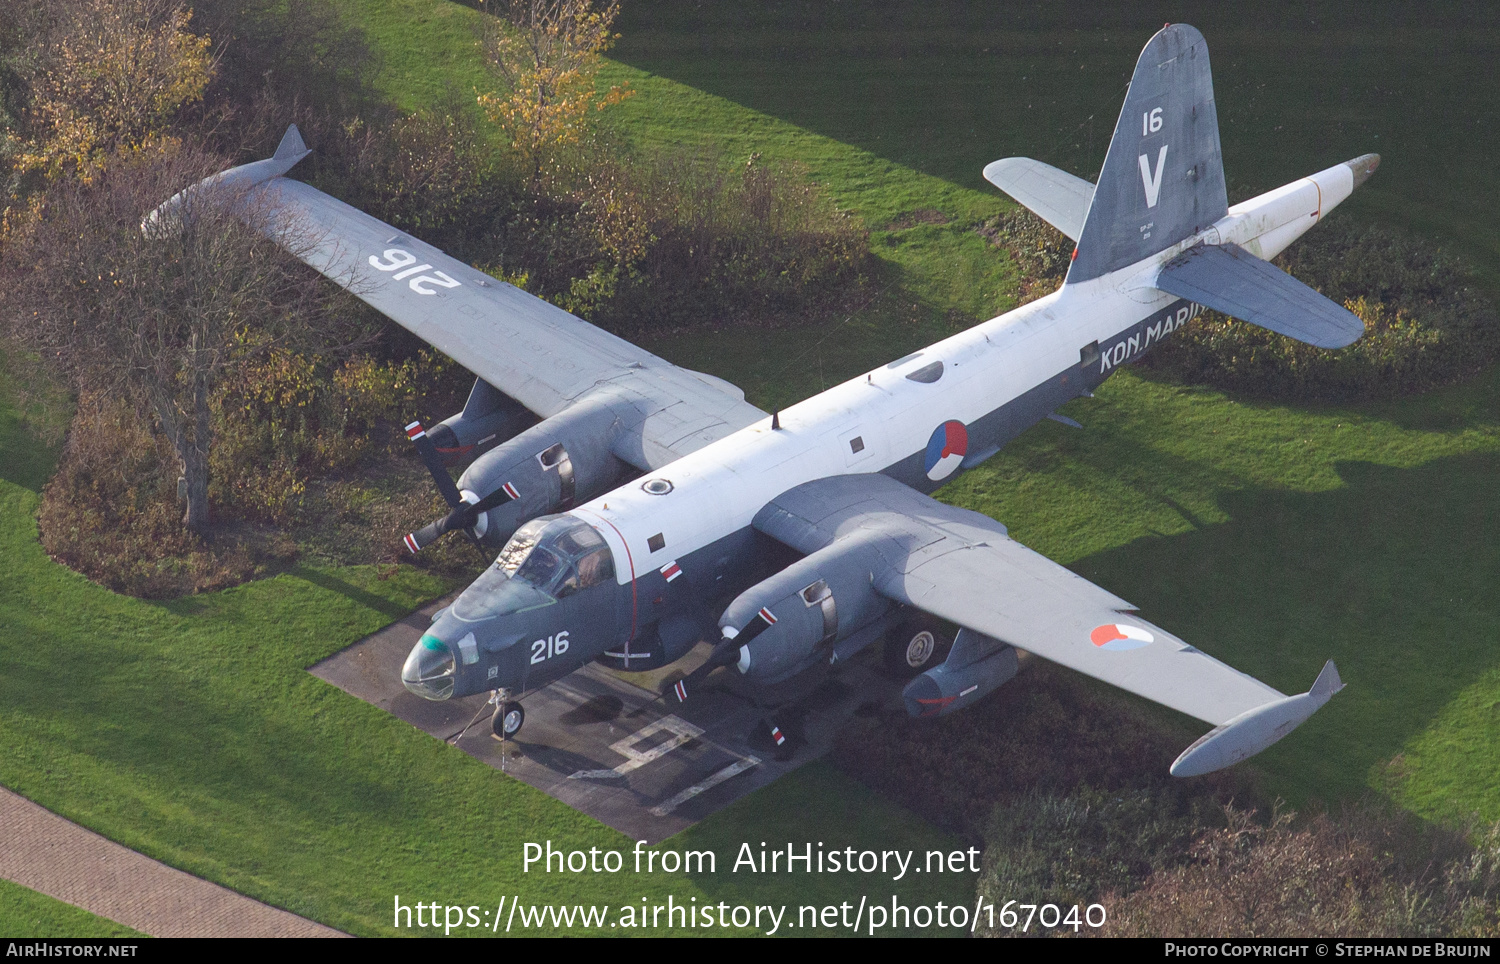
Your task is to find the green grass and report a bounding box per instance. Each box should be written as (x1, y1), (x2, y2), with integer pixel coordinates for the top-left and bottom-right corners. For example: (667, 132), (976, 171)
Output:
(4, 0), (1500, 940)
(601, 1), (1500, 825)
(0, 395), (970, 934)
(0, 879), (146, 939)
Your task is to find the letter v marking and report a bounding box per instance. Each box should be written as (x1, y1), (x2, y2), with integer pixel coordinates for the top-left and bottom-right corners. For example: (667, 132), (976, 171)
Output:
(1138, 145), (1168, 208)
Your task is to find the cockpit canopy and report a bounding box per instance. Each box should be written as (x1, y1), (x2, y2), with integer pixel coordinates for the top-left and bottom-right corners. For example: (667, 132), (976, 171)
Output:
(451, 515), (615, 622)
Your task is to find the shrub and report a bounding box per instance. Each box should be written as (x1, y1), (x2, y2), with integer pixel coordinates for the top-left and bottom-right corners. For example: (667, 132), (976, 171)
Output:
(211, 347), (466, 527)
(976, 208), (1072, 305)
(1101, 805), (1500, 938)
(37, 392), (297, 597)
(496, 146), (871, 333)
(974, 785), (1211, 930)
(1142, 220), (1500, 401)
(979, 211), (1500, 401)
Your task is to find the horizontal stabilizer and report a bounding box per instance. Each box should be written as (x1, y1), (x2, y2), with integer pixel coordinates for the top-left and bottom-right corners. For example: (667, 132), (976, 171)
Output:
(1154, 242), (1364, 348)
(982, 157), (1095, 242)
(1170, 660), (1344, 777)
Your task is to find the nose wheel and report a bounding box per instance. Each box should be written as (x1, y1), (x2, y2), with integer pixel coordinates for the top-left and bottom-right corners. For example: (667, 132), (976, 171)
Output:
(492, 701), (525, 740)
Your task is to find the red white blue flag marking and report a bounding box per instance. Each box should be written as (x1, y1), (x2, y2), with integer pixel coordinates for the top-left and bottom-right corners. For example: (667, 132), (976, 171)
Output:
(924, 420), (969, 481)
(405, 421), (426, 440)
(1090, 623), (1155, 651)
(660, 561), (682, 583)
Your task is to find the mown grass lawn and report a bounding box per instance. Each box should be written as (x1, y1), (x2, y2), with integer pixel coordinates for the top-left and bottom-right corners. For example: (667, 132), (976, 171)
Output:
(0, 879), (147, 939)
(4, 0), (1500, 939)
(603, 1), (1500, 824)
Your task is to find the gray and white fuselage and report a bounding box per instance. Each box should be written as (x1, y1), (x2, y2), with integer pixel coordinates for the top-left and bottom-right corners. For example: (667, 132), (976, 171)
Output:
(405, 157), (1361, 703)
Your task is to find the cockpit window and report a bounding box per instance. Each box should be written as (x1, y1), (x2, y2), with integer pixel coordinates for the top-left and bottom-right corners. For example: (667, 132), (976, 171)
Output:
(453, 516), (615, 621)
(554, 523), (606, 557)
(496, 518), (548, 577)
(513, 546), (564, 589)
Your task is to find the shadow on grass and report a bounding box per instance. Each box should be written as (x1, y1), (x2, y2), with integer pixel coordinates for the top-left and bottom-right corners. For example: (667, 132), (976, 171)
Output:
(289, 566), (415, 620)
(0, 410), (60, 495)
(607, 2), (1500, 279)
(825, 450), (1500, 855)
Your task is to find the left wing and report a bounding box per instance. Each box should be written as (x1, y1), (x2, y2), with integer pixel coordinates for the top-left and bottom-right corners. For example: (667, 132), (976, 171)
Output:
(149, 126), (767, 471)
(981, 157), (1095, 242)
(754, 474), (1342, 775)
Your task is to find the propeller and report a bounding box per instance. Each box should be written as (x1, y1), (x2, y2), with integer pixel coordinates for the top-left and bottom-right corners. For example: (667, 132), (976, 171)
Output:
(664, 638), (740, 704)
(402, 421), (520, 555)
(664, 605), (778, 704)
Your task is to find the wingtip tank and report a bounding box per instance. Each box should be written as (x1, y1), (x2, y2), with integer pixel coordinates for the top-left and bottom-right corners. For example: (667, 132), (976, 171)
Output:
(142, 124), (312, 238)
(1345, 153), (1381, 190)
(1170, 660), (1343, 778)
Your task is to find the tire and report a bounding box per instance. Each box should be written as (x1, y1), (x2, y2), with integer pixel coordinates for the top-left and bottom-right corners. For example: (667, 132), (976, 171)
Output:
(492, 701), (525, 739)
(884, 616), (950, 677)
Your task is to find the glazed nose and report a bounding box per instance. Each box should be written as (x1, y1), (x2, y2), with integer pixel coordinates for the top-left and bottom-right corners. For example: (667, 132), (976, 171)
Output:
(402, 634), (456, 701)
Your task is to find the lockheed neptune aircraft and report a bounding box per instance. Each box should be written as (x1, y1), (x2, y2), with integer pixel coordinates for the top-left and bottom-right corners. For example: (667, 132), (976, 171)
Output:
(156, 25), (1377, 776)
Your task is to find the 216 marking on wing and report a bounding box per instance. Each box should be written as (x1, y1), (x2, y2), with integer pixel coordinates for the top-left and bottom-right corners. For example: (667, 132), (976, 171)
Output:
(369, 248), (462, 296)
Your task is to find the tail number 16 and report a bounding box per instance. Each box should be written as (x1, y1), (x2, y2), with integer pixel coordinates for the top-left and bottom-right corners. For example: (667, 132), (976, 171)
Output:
(531, 631), (570, 665)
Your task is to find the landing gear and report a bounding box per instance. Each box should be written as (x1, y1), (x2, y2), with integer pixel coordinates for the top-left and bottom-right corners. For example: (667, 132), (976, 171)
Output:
(492, 701), (525, 740)
(884, 615), (951, 677)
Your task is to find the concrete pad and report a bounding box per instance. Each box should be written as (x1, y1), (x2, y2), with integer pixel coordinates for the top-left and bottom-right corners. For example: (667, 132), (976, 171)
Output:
(310, 596), (906, 842)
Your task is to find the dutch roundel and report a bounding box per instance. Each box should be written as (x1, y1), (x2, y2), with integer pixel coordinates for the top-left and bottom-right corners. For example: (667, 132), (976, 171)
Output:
(924, 420), (968, 481)
(1090, 623), (1155, 651)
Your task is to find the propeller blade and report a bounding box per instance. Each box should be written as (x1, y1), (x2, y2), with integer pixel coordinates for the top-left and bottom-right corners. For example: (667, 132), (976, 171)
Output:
(469, 481), (520, 514)
(402, 482), (520, 555)
(665, 638), (740, 704)
(406, 421), (462, 508)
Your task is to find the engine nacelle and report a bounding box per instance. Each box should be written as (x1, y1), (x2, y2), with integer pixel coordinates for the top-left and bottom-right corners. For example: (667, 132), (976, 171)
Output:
(720, 534), (892, 685)
(901, 628), (1017, 718)
(458, 392), (634, 548)
(428, 378), (534, 467)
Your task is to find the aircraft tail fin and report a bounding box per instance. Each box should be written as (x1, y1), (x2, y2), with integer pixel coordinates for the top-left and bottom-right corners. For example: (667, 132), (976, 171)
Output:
(1066, 24), (1227, 285)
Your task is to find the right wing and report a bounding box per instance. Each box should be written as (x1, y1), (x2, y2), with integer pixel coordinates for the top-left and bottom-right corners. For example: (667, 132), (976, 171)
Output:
(1154, 241), (1365, 349)
(755, 473), (1343, 775)
(155, 126), (767, 471)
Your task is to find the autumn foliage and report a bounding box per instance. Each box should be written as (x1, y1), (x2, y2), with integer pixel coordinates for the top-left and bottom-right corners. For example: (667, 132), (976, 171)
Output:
(14, 0), (213, 184)
(478, 0), (633, 185)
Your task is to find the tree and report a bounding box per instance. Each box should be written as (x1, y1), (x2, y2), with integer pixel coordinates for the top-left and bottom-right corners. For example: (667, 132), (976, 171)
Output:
(13, 0), (214, 185)
(478, 0), (632, 187)
(1, 146), (341, 532)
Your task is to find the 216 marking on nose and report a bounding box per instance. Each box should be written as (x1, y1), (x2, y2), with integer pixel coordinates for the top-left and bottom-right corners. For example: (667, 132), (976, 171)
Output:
(531, 630), (570, 665)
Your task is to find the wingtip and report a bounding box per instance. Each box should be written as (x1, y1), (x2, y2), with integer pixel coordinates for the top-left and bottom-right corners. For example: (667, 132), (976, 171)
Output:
(1346, 153), (1380, 190)
(273, 124), (307, 161)
(1310, 659), (1344, 699)
(1170, 660), (1344, 778)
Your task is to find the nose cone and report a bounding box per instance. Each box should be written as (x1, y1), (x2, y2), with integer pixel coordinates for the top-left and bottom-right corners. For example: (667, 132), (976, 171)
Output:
(402, 633), (457, 700)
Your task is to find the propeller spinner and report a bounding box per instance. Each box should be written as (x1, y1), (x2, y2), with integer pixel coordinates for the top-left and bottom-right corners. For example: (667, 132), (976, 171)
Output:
(403, 421), (520, 554)
(664, 606), (778, 704)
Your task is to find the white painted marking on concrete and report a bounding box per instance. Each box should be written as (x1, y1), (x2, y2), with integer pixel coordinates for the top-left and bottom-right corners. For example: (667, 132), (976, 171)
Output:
(649, 757), (761, 817)
(568, 715), (703, 780)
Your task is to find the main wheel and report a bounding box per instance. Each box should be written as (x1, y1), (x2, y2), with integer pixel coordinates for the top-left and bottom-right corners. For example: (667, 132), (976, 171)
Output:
(884, 616), (951, 677)
(492, 701), (525, 739)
